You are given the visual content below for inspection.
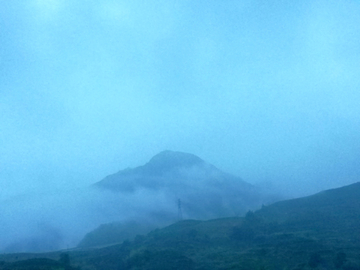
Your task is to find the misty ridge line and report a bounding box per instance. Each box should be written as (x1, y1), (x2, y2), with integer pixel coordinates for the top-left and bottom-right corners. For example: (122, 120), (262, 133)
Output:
(1, 150), (277, 253)
(1, 1), (359, 267)
(2, 181), (360, 269)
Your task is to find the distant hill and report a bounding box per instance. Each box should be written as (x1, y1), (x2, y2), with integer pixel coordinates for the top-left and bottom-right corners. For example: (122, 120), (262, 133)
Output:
(257, 181), (360, 218)
(96, 150), (250, 192)
(256, 181), (360, 238)
(2, 182), (360, 270)
(95, 150), (209, 191)
(81, 150), (272, 247)
(94, 150), (268, 220)
(0, 150), (274, 254)
(77, 221), (151, 248)
(83, 181), (360, 269)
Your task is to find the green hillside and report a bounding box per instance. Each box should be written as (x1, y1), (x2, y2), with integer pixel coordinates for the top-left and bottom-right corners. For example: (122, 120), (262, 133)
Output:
(1, 182), (360, 270)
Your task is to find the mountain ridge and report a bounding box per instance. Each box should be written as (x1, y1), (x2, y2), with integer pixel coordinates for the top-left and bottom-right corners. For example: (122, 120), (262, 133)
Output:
(2, 181), (360, 269)
(78, 150), (271, 247)
(93, 150), (265, 219)
(94, 150), (251, 192)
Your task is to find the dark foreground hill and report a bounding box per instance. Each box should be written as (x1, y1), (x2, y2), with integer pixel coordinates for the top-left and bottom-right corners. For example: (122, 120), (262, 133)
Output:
(1, 182), (360, 270)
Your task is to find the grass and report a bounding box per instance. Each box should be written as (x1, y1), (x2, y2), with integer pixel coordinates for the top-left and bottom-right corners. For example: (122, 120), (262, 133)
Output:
(1, 182), (360, 270)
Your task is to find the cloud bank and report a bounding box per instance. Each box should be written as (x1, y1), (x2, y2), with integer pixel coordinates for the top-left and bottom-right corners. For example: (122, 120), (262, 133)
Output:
(1, 1), (360, 202)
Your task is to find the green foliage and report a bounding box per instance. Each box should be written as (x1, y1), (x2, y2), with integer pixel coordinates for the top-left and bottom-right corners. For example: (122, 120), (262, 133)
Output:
(231, 225), (255, 242)
(0, 255), (81, 270)
(59, 253), (70, 267)
(1, 258), (64, 270)
(342, 262), (360, 270)
(2, 183), (360, 270)
(308, 252), (322, 268)
(126, 249), (194, 270)
(334, 252), (347, 269)
(78, 221), (149, 248)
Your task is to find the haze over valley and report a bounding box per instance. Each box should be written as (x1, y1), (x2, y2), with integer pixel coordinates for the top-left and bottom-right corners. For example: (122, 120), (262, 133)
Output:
(0, 150), (277, 252)
(1, 1), (360, 266)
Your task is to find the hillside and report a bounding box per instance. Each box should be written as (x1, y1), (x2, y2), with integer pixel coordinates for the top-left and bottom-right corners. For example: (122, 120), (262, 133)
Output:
(79, 150), (270, 247)
(0, 150), (272, 253)
(2, 182), (360, 270)
(93, 149), (269, 222)
(95, 150), (256, 200)
(95, 150), (207, 191)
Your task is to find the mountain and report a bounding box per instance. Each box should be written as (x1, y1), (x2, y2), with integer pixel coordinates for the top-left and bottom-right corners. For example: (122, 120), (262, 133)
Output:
(69, 181), (360, 269)
(255, 181), (360, 238)
(94, 150), (267, 219)
(96, 150), (250, 191)
(2, 182), (360, 270)
(81, 150), (271, 247)
(95, 150), (208, 191)
(0, 150), (273, 254)
(77, 221), (151, 248)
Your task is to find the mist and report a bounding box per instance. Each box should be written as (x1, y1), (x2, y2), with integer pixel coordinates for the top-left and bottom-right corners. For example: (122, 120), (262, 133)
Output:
(1, 0), (360, 252)
(0, 150), (275, 252)
(0, 186), (179, 252)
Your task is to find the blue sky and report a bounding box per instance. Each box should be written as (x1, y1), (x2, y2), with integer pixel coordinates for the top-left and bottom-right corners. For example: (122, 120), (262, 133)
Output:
(1, 0), (360, 197)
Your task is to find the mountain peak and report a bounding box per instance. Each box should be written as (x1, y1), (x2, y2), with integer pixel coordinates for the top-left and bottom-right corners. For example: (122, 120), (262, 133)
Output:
(145, 150), (204, 171)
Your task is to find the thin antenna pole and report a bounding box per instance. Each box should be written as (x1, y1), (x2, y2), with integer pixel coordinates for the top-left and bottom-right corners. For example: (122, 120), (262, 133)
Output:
(178, 198), (183, 221)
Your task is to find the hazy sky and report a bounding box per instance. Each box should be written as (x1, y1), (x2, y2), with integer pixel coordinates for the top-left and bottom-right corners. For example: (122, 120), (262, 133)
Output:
(1, 0), (360, 197)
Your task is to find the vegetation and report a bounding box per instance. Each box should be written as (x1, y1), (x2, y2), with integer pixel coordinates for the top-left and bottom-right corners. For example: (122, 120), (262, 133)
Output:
(0, 253), (80, 270)
(1, 182), (360, 269)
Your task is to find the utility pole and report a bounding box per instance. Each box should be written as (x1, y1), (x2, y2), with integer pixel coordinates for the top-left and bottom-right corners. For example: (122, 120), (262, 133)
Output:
(178, 198), (183, 221)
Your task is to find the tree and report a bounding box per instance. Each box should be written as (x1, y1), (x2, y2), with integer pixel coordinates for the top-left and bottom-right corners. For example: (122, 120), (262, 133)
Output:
(308, 252), (322, 268)
(334, 252), (346, 269)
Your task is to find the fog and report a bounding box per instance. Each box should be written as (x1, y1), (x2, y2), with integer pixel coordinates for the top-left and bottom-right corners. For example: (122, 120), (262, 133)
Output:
(0, 187), (175, 252)
(0, 151), (273, 252)
(1, 0), (360, 252)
